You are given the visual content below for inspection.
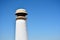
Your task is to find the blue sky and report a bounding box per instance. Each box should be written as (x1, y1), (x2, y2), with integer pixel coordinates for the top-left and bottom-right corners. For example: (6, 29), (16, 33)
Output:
(0, 0), (60, 40)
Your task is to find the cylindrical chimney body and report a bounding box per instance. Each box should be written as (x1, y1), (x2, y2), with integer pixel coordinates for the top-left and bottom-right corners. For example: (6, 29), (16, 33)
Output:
(15, 9), (28, 40)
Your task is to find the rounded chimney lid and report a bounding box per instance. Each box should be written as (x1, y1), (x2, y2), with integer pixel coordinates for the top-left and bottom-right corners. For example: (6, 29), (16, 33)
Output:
(16, 9), (27, 13)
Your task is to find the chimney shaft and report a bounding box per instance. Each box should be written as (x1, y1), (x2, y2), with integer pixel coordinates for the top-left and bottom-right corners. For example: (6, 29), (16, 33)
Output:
(15, 9), (28, 40)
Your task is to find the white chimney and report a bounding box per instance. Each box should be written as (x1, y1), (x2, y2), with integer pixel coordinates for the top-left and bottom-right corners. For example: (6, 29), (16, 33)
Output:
(15, 9), (28, 40)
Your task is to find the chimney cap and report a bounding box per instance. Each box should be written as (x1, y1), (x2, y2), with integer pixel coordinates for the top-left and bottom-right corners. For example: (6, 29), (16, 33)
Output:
(16, 9), (27, 13)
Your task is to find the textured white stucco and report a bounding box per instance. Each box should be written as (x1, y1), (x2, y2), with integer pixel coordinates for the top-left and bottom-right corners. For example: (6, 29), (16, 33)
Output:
(15, 19), (28, 40)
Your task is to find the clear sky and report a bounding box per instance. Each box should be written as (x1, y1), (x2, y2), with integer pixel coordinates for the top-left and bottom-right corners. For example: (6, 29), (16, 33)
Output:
(0, 0), (60, 40)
